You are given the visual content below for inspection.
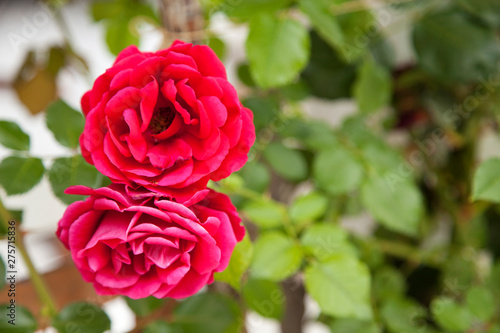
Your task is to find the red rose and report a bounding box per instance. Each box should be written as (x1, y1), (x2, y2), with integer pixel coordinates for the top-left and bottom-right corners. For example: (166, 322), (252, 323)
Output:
(80, 41), (255, 200)
(56, 184), (245, 299)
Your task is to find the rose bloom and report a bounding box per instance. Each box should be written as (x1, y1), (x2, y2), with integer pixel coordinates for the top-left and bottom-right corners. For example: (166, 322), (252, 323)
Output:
(56, 184), (245, 299)
(80, 40), (255, 200)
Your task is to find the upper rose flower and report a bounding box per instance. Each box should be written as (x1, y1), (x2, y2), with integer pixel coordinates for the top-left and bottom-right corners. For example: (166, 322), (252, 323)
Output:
(56, 184), (245, 299)
(80, 40), (255, 200)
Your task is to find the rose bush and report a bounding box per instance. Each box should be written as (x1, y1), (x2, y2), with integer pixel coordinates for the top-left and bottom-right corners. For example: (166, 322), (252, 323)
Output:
(56, 184), (245, 299)
(80, 40), (255, 200)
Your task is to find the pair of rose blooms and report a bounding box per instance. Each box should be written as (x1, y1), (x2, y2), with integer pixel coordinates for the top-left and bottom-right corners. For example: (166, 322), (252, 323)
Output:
(56, 41), (255, 299)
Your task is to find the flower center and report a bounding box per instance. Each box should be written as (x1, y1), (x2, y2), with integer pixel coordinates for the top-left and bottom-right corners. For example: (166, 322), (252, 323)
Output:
(149, 107), (175, 134)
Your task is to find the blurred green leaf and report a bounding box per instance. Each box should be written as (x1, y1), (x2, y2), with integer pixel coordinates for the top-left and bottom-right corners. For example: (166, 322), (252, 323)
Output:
(472, 158), (500, 202)
(465, 286), (495, 322)
(206, 36), (226, 60)
(174, 293), (242, 333)
(214, 235), (253, 289)
(290, 192), (328, 226)
(143, 321), (181, 333)
(106, 18), (139, 55)
(46, 100), (84, 149)
(0, 121), (30, 151)
(413, 10), (500, 82)
(301, 31), (356, 100)
(125, 296), (164, 317)
(243, 96), (279, 133)
(239, 161), (270, 193)
(243, 200), (285, 229)
(0, 257), (5, 289)
(279, 119), (338, 150)
(263, 142), (308, 182)
(353, 60), (392, 113)
(247, 13), (310, 88)
(237, 63), (256, 87)
(0, 305), (37, 333)
(373, 267), (406, 302)
(336, 4), (375, 61)
(251, 232), (303, 281)
(430, 297), (473, 332)
(457, 0), (500, 28)
(330, 319), (380, 333)
(305, 255), (372, 319)
(299, 0), (343, 52)
(380, 298), (429, 333)
(48, 155), (104, 204)
(0, 157), (44, 196)
(242, 278), (284, 319)
(53, 302), (111, 333)
(223, 0), (293, 20)
(301, 224), (357, 261)
(361, 177), (423, 236)
(313, 146), (364, 195)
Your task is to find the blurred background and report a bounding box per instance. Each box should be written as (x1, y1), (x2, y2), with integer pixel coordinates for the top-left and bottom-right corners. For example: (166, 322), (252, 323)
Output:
(1, 0), (500, 332)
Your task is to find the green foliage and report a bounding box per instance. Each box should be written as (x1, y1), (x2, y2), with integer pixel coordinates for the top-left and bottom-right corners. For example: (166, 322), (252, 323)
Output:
(214, 235), (253, 289)
(380, 298), (429, 333)
(143, 321), (181, 333)
(53, 302), (111, 333)
(472, 158), (500, 202)
(305, 255), (372, 319)
(125, 296), (164, 317)
(0, 156), (45, 195)
(242, 278), (284, 319)
(313, 146), (364, 195)
(330, 319), (380, 333)
(246, 13), (310, 88)
(48, 155), (104, 204)
(301, 224), (357, 261)
(250, 232), (303, 281)
(430, 297), (473, 332)
(0, 257), (5, 289)
(243, 200), (285, 229)
(0, 305), (37, 333)
(289, 192), (328, 227)
(173, 293), (242, 333)
(46, 99), (84, 149)
(353, 60), (392, 113)
(413, 10), (500, 82)
(0, 120), (30, 151)
(263, 142), (308, 181)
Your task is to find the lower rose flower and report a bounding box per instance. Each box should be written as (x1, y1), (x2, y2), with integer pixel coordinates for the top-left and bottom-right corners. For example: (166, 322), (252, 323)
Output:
(56, 184), (244, 299)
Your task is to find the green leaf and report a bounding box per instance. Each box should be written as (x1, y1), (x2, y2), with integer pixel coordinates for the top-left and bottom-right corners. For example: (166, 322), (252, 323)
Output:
(472, 158), (500, 202)
(206, 36), (226, 60)
(457, 0), (500, 28)
(0, 121), (30, 151)
(237, 63), (256, 87)
(299, 0), (343, 52)
(223, 0), (293, 21)
(313, 147), (364, 195)
(174, 293), (242, 333)
(301, 31), (356, 100)
(352, 60), (392, 113)
(48, 155), (104, 204)
(214, 235), (253, 289)
(242, 279), (284, 319)
(465, 286), (495, 322)
(0, 305), (37, 333)
(431, 297), (473, 332)
(290, 192), (328, 226)
(46, 100), (84, 149)
(372, 267), (406, 302)
(0, 157), (44, 195)
(53, 302), (111, 333)
(330, 319), (380, 333)
(242, 96), (279, 133)
(251, 232), (303, 281)
(263, 142), (308, 181)
(279, 118), (338, 150)
(243, 200), (285, 229)
(305, 255), (372, 319)
(106, 18), (139, 55)
(335, 5), (375, 61)
(125, 296), (164, 317)
(380, 298), (429, 333)
(246, 13), (310, 88)
(239, 161), (270, 193)
(144, 321), (181, 333)
(361, 177), (423, 236)
(413, 10), (500, 82)
(301, 224), (357, 261)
